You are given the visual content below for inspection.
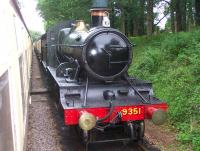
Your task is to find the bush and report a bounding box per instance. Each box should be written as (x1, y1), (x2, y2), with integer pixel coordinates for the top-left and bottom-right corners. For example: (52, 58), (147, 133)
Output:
(129, 29), (200, 150)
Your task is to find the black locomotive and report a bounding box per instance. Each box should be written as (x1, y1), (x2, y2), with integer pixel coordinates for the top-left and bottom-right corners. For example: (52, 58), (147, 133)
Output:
(34, 0), (168, 144)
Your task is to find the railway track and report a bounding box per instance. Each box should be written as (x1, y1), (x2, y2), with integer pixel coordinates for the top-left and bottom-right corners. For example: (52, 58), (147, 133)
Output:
(27, 51), (160, 151)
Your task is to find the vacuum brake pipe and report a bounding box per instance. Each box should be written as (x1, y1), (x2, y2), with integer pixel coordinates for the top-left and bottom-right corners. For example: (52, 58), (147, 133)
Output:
(96, 102), (114, 123)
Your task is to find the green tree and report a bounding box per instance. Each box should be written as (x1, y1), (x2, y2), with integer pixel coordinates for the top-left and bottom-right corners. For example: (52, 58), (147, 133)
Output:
(195, 0), (200, 26)
(147, 0), (153, 35)
(30, 31), (41, 42)
(37, 0), (91, 29)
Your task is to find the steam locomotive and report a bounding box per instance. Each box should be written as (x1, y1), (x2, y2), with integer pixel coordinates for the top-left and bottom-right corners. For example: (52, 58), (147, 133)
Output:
(34, 0), (168, 144)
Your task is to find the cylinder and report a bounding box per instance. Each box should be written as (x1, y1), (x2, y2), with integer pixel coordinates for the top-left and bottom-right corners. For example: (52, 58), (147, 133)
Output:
(91, 9), (110, 27)
(91, 0), (110, 27)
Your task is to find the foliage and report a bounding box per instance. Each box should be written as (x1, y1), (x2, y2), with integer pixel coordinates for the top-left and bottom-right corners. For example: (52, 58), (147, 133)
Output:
(30, 30), (42, 42)
(36, 0), (166, 35)
(129, 29), (200, 150)
(37, 0), (91, 29)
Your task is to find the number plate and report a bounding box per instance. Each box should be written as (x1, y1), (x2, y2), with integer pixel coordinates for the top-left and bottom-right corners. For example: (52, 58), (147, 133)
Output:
(120, 106), (144, 121)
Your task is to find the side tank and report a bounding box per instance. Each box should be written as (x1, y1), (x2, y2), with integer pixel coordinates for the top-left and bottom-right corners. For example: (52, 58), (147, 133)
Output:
(57, 21), (132, 81)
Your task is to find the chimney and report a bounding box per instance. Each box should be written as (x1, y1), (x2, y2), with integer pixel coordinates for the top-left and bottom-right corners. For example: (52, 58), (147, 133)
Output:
(91, 0), (110, 27)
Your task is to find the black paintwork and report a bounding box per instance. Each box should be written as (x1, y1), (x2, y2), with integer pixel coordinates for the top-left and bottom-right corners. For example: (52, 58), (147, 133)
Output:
(91, 16), (104, 27)
(47, 66), (160, 111)
(86, 32), (129, 77)
(57, 26), (132, 81)
(46, 20), (75, 67)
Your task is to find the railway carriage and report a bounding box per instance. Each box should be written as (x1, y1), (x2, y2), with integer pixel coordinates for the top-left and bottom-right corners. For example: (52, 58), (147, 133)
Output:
(0, 0), (32, 151)
(34, 0), (168, 144)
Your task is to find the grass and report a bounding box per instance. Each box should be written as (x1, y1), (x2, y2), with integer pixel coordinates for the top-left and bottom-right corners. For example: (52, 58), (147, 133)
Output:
(128, 29), (200, 151)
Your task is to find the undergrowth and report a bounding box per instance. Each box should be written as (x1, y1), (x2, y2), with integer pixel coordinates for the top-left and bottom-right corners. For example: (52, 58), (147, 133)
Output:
(129, 29), (200, 151)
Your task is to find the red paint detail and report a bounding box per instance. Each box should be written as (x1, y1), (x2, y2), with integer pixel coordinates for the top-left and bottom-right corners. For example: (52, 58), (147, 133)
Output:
(64, 106), (144, 125)
(145, 103), (168, 119)
(146, 107), (158, 118)
(64, 103), (168, 125)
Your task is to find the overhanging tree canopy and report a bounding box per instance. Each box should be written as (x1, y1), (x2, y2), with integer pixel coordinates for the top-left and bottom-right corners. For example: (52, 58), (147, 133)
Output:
(37, 0), (200, 34)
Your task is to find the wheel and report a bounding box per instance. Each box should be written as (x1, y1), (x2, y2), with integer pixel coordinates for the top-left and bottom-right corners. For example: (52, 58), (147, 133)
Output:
(124, 121), (145, 142)
(137, 121), (145, 141)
